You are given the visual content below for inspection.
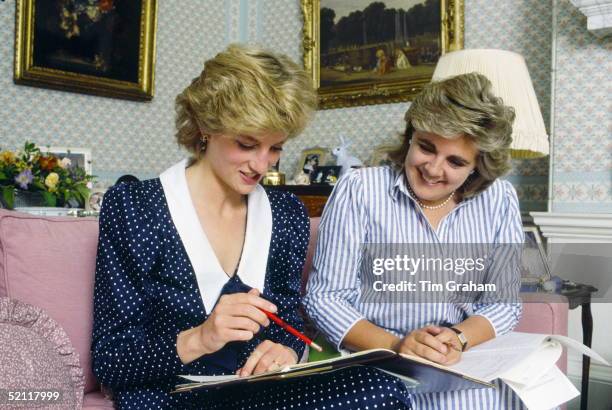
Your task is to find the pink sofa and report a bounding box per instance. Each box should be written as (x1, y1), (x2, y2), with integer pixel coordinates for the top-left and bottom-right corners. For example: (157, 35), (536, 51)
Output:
(0, 209), (568, 408)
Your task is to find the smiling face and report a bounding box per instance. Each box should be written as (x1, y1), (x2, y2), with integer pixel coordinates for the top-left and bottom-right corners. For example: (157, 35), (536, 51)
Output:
(203, 131), (287, 196)
(404, 130), (479, 205)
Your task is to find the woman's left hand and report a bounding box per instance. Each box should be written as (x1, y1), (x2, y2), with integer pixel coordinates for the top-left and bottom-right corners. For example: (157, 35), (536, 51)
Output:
(237, 340), (298, 377)
(432, 327), (463, 365)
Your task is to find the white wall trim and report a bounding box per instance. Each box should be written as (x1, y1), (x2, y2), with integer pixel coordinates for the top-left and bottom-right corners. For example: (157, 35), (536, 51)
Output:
(531, 212), (612, 241)
(532, 211), (612, 392)
(569, 357), (612, 386)
(569, 0), (612, 37)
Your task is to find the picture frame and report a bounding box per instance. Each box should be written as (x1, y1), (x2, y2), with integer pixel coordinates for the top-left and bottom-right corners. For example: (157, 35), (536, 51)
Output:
(14, 0), (158, 101)
(296, 147), (329, 177)
(521, 226), (551, 283)
(45, 146), (93, 176)
(310, 165), (342, 185)
(369, 144), (399, 167)
(86, 187), (107, 213)
(301, 0), (464, 109)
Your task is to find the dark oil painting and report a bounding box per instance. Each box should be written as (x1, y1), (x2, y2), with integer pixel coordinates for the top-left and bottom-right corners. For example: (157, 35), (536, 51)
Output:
(33, 0), (141, 82)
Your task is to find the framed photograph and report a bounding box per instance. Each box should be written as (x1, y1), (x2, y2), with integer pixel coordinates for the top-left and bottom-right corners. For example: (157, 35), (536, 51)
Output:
(297, 147), (329, 177)
(310, 165), (341, 185)
(301, 0), (464, 109)
(369, 144), (399, 167)
(45, 146), (92, 175)
(86, 187), (107, 212)
(14, 0), (158, 101)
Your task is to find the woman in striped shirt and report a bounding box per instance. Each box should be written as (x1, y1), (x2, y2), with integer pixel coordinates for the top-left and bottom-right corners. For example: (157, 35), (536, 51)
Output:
(304, 72), (526, 409)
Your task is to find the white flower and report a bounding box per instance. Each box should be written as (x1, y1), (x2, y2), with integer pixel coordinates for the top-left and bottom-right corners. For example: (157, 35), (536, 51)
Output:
(59, 157), (72, 169)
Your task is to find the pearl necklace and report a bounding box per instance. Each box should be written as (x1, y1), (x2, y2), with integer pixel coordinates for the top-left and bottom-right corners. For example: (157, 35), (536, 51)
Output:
(407, 183), (455, 210)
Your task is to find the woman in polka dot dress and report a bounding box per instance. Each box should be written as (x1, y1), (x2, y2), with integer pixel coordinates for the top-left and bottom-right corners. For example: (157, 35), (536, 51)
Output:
(92, 44), (412, 410)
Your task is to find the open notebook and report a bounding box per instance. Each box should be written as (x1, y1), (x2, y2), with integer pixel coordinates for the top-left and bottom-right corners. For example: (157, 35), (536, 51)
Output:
(174, 332), (609, 409)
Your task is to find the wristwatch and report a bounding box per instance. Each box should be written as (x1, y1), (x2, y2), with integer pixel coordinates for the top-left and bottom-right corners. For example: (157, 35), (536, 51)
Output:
(449, 327), (468, 351)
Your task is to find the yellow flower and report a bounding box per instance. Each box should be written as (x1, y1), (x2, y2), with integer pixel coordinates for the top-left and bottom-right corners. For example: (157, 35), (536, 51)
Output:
(15, 160), (28, 171)
(45, 172), (60, 191)
(0, 151), (16, 165)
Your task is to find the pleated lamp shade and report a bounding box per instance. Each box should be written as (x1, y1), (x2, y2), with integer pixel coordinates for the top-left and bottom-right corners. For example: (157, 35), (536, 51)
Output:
(432, 49), (549, 158)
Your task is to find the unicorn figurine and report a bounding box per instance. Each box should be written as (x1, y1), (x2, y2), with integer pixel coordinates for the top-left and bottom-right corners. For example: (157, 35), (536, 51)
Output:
(332, 136), (363, 177)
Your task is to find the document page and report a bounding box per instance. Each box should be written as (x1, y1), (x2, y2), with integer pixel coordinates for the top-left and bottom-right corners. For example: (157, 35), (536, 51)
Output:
(449, 332), (549, 381)
(504, 365), (579, 410)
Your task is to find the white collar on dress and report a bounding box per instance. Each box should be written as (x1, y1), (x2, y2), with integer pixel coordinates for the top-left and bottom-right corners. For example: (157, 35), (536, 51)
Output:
(159, 159), (272, 313)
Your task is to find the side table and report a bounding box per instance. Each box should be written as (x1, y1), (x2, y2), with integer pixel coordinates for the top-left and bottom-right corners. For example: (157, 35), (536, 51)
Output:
(559, 282), (598, 410)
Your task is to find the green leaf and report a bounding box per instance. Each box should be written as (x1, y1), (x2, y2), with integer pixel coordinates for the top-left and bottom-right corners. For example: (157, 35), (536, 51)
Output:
(32, 180), (46, 190)
(1, 186), (15, 209)
(41, 191), (57, 207)
(75, 184), (90, 206)
(0, 171), (7, 180)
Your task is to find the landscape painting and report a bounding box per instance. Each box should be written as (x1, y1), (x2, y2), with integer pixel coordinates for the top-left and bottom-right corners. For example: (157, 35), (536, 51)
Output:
(302, 0), (464, 108)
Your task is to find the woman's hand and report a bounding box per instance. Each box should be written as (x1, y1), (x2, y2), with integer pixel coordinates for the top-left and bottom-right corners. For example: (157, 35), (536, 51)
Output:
(432, 327), (463, 365)
(237, 340), (299, 377)
(177, 289), (277, 363)
(393, 325), (457, 364)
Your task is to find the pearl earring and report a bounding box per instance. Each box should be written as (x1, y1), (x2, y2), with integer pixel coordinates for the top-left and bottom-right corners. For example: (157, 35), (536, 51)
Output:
(200, 135), (209, 151)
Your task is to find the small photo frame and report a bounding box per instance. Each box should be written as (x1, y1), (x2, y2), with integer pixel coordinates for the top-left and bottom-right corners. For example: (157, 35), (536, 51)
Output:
(87, 188), (107, 213)
(369, 144), (398, 167)
(310, 166), (342, 185)
(45, 147), (92, 175)
(297, 147), (329, 177)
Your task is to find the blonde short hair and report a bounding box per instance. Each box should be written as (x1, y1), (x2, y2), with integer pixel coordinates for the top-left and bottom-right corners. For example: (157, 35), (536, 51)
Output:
(175, 44), (317, 155)
(389, 72), (516, 199)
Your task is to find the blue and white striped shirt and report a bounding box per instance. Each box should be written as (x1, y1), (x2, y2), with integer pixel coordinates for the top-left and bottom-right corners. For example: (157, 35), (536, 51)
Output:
(304, 166), (525, 409)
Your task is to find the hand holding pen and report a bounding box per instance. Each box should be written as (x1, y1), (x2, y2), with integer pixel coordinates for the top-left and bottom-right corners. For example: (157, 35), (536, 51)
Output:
(178, 287), (321, 370)
(178, 289), (276, 364)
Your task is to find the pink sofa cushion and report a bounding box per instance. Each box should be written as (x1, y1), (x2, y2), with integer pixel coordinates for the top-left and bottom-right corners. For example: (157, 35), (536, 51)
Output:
(83, 390), (115, 409)
(301, 217), (321, 294)
(0, 209), (99, 393)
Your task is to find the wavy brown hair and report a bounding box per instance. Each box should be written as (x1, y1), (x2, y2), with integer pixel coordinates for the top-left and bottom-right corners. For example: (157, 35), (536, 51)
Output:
(389, 72), (516, 199)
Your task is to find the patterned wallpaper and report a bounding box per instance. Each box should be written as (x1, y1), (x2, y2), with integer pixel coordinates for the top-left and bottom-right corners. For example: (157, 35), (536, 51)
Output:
(0, 0), (228, 186)
(1, 0), (608, 212)
(551, 0), (612, 213)
(254, 0), (552, 212)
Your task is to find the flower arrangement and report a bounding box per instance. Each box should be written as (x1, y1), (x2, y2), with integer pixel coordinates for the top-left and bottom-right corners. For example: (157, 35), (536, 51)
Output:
(0, 142), (95, 209)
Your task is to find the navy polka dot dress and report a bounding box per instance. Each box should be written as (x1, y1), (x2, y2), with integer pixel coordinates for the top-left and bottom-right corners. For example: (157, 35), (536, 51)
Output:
(92, 178), (411, 409)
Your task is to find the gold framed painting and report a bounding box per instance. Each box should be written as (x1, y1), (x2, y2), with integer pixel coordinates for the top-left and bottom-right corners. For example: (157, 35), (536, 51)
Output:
(14, 0), (158, 101)
(301, 0), (464, 109)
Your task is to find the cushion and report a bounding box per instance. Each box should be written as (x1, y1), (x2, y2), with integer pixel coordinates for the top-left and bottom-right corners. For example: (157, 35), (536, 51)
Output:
(0, 209), (99, 393)
(301, 217), (321, 294)
(0, 297), (84, 408)
(83, 390), (115, 409)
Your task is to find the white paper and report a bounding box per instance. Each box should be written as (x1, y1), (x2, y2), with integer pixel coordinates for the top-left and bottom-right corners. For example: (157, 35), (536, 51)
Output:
(450, 332), (550, 381)
(548, 334), (610, 365)
(179, 374), (239, 383)
(503, 365), (579, 410)
(497, 340), (562, 386)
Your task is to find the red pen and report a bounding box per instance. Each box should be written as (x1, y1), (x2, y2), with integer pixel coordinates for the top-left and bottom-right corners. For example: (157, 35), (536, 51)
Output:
(259, 308), (323, 352)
